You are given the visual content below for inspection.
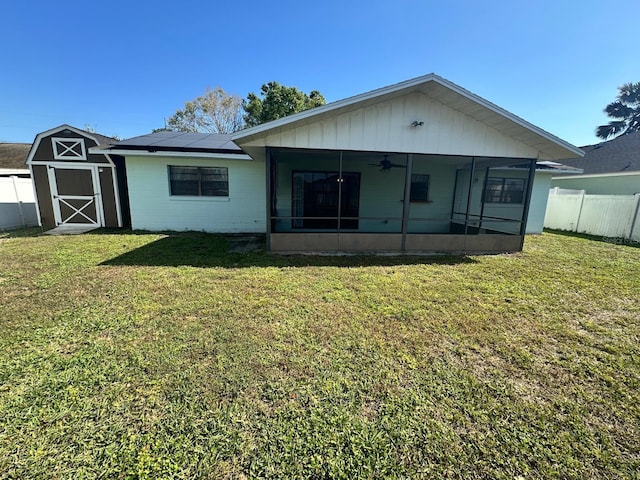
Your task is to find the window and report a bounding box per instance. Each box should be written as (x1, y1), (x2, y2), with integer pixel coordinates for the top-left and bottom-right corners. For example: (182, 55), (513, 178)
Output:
(410, 174), (430, 202)
(52, 138), (87, 160)
(168, 166), (228, 197)
(483, 177), (525, 204)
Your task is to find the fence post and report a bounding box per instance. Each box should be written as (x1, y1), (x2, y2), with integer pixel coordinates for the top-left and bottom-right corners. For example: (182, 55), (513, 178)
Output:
(629, 193), (640, 241)
(11, 176), (26, 228)
(574, 190), (586, 233)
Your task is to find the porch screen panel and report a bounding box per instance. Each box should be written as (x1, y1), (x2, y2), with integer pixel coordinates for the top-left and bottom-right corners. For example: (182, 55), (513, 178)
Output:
(291, 171), (359, 229)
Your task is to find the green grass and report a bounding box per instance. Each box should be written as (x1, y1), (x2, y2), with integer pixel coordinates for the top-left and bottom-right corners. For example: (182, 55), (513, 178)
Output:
(1, 230), (639, 479)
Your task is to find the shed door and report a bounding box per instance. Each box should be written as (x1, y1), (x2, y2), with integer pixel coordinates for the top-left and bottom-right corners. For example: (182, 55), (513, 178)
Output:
(48, 166), (103, 226)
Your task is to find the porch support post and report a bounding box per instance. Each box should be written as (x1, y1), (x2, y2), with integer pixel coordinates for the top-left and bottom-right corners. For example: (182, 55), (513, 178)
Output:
(464, 157), (476, 235)
(478, 166), (489, 232)
(401, 154), (413, 251)
(265, 147), (272, 251)
(519, 158), (537, 241)
(337, 151), (343, 233)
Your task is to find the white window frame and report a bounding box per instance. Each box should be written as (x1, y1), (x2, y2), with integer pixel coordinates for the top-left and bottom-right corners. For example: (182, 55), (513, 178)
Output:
(52, 137), (87, 160)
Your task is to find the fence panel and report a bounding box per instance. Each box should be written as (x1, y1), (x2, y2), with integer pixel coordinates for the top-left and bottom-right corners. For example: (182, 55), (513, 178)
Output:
(0, 176), (38, 230)
(545, 190), (640, 241)
(544, 194), (583, 231)
(578, 195), (637, 237)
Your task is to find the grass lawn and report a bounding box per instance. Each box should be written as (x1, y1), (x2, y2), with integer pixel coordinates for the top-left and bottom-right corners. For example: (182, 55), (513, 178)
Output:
(1, 230), (639, 479)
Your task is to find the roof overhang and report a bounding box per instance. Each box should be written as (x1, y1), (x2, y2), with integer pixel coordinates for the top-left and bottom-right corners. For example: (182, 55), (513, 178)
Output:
(90, 147), (252, 160)
(232, 73), (584, 161)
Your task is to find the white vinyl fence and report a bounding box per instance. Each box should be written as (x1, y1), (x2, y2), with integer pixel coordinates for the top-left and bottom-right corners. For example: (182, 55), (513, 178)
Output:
(0, 176), (38, 230)
(544, 188), (640, 242)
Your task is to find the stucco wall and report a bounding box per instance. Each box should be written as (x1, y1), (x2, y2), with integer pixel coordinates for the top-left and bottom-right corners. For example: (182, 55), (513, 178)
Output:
(550, 173), (640, 195)
(126, 155), (266, 233)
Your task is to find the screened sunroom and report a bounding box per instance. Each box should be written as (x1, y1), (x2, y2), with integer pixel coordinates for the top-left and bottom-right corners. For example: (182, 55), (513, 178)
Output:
(266, 147), (535, 253)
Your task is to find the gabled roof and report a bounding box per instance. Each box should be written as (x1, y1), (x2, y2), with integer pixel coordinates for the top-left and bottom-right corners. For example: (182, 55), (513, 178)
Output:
(554, 131), (640, 176)
(26, 124), (118, 165)
(0, 143), (31, 169)
(232, 73), (583, 160)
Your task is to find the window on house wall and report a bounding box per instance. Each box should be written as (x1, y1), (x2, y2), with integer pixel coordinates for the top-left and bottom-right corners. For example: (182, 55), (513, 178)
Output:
(168, 166), (229, 196)
(483, 177), (525, 204)
(410, 174), (430, 202)
(52, 138), (87, 160)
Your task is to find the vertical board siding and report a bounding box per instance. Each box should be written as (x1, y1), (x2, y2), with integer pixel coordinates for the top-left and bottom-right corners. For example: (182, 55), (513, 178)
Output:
(251, 92), (539, 158)
(0, 177), (38, 229)
(545, 192), (640, 240)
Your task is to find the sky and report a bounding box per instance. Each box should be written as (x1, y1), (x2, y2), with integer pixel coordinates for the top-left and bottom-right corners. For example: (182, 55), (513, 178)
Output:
(1, 0), (638, 148)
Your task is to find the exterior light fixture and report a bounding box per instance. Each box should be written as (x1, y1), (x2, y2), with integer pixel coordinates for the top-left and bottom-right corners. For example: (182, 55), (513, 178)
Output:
(411, 121), (424, 127)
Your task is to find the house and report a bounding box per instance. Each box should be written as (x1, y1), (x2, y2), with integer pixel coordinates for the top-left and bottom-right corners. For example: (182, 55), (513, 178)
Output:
(550, 131), (640, 194)
(26, 125), (130, 230)
(93, 74), (582, 254)
(0, 143), (38, 229)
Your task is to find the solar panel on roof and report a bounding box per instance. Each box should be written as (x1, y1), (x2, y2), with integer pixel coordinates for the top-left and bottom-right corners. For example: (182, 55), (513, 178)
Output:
(113, 132), (242, 152)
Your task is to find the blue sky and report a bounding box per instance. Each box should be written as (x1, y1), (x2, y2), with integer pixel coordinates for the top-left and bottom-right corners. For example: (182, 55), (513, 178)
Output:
(2, 0), (638, 147)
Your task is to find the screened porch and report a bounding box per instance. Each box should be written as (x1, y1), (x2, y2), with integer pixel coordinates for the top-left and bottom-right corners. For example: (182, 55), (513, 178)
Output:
(266, 147), (536, 254)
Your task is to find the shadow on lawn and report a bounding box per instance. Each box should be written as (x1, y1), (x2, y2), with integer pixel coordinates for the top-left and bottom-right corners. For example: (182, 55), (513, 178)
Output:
(99, 232), (477, 268)
(544, 228), (640, 249)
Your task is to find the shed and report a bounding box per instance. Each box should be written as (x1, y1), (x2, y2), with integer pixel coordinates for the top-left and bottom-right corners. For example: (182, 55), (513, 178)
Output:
(26, 125), (130, 229)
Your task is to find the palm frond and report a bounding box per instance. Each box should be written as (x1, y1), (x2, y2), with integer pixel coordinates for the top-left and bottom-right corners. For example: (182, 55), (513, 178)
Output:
(596, 121), (627, 140)
(604, 101), (633, 119)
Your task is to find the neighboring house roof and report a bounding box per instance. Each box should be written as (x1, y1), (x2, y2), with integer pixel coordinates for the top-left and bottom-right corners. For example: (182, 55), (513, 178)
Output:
(0, 143), (31, 169)
(554, 131), (640, 176)
(232, 73), (583, 161)
(92, 131), (251, 159)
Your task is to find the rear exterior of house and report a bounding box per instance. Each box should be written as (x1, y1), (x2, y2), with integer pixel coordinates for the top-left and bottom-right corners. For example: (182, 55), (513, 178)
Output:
(26, 125), (130, 230)
(232, 74), (583, 254)
(94, 74), (581, 254)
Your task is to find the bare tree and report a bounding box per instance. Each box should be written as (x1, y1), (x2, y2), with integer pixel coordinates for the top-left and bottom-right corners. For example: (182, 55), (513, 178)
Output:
(166, 87), (244, 134)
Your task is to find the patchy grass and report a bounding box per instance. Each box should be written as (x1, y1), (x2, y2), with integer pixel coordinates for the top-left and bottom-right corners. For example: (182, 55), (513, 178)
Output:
(1, 231), (639, 479)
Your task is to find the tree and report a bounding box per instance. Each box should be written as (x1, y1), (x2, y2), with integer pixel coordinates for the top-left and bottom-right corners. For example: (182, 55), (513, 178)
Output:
(243, 82), (326, 127)
(596, 82), (640, 140)
(166, 87), (244, 134)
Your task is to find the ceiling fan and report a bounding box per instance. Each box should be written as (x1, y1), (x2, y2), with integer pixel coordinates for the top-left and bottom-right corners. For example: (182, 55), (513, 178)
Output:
(369, 155), (407, 171)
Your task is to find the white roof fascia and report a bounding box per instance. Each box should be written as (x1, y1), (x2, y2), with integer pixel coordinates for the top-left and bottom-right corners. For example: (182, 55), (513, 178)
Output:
(89, 148), (252, 160)
(231, 73), (584, 159)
